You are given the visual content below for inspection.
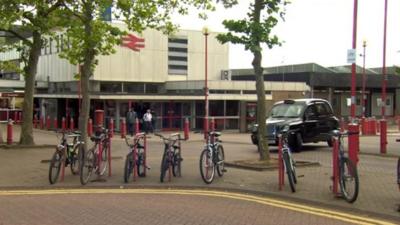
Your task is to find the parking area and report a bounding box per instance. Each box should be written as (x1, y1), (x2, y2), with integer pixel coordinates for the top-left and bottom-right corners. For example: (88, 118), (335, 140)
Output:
(0, 124), (399, 221)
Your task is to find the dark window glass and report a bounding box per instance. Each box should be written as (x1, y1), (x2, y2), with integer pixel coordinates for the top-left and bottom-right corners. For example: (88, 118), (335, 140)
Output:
(168, 38), (188, 44)
(168, 47), (187, 53)
(168, 56), (188, 61)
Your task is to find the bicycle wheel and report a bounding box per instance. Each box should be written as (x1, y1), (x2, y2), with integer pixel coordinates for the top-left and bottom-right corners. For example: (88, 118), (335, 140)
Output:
(80, 148), (95, 185)
(292, 158), (297, 184)
(98, 141), (108, 176)
(339, 157), (359, 203)
(283, 151), (296, 192)
(172, 151), (182, 177)
(216, 145), (225, 177)
(199, 149), (215, 184)
(137, 152), (146, 177)
(160, 152), (169, 183)
(49, 150), (63, 184)
(70, 144), (82, 175)
(124, 152), (134, 183)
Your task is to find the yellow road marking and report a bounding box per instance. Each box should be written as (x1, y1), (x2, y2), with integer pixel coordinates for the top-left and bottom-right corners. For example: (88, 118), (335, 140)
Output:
(0, 188), (394, 225)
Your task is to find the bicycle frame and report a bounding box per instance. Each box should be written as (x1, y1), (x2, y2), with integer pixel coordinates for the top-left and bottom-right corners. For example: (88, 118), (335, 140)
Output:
(156, 133), (184, 182)
(125, 132), (146, 181)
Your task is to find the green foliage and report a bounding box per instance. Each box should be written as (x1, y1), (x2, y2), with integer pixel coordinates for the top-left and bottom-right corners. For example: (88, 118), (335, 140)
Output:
(216, 0), (288, 53)
(0, 0), (65, 74)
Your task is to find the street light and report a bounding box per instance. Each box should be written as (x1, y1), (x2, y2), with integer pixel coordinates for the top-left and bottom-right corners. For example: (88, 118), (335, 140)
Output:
(360, 40), (367, 118)
(202, 26), (209, 139)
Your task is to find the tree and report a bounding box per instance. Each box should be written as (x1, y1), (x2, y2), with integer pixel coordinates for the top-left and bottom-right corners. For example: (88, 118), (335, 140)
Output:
(217, 0), (288, 160)
(58, 0), (235, 151)
(0, 1), (64, 145)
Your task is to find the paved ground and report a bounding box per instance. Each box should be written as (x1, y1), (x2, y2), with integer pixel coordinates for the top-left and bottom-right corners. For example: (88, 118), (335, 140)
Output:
(0, 189), (385, 225)
(0, 124), (399, 224)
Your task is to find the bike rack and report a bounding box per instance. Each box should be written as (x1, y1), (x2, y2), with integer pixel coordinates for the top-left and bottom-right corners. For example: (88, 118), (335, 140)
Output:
(108, 131), (112, 177)
(278, 135), (284, 190)
(332, 136), (339, 196)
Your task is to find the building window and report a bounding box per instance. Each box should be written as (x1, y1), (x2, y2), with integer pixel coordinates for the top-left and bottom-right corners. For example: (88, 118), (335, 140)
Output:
(168, 37), (188, 75)
(125, 83), (145, 93)
(100, 82), (122, 93)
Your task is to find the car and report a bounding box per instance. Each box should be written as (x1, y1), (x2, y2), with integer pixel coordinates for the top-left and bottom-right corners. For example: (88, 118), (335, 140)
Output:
(250, 98), (339, 152)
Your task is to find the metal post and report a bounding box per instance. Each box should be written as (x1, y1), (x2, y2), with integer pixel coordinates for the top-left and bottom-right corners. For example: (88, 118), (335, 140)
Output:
(278, 135), (284, 190)
(362, 40), (367, 118)
(332, 136), (339, 195)
(203, 27), (209, 140)
(381, 0), (388, 154)
(350, 0), (358, 119)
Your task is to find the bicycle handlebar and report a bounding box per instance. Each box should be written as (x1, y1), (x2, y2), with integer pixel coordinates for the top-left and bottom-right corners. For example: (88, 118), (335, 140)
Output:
(154, 133), (186, 142)
(330, 130), (359, 137)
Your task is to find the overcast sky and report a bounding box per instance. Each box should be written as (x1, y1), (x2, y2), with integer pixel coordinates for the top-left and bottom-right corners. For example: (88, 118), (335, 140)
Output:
(174, 0), (400, 69)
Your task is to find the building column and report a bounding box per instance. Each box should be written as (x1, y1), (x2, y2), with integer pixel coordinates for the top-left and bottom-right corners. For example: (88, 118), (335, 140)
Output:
(328, 87), (333, 104)
(116, 101), (121, 131)
(191, 101), (196, 129)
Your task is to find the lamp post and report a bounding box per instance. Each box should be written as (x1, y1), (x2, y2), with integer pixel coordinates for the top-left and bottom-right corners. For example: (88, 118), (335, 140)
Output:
(202, 27), (209, 139)
(361, 40), (366, 118)
(380, 0), (388, 154)
(348, 0), (359, 167)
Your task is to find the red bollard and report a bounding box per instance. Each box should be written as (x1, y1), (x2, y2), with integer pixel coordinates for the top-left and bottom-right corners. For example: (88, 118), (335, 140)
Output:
(278, 135), (284, 190)
(135, 118), (139, 134)
(360, 117), (366, 135)
(380, 119), (387, 154)
(369, 118), (376, 135)
(46, 116), (51, 130)
(88, 119), (93, 137)
(95, 110), (104, 127)
(332, 136), (339, 195)
(53, 117), (58, 129)
(40, 117), (44, 129)
(109, 118), (114, 138)
(61, 117), (66, 130)
(184, 117), (189, 140)
(348, 123), (359, 166)
(70, 118), (74, 130)
(7, 119), (13, 145)
(120, 118), (126, 138)
(210, 117), (215, 131)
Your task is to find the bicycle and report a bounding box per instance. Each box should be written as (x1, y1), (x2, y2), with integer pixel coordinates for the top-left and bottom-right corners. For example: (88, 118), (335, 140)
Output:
(80, 127), (111, 185)
(124, 132), (148, 183)
(49, 130), (83, 184)
(331, 130), (359, 203)
(277, 126), (297, 192)
(154, 133), (185, 183)
(199, 131), (226, 184)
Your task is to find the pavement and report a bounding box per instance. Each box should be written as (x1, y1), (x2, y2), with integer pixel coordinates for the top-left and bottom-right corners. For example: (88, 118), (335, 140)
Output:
(0, 124), (400, 223)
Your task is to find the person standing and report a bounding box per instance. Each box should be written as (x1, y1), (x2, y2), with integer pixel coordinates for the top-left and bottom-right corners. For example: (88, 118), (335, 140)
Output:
(126, 108), (136, 136)
(143, 109), (153, 134)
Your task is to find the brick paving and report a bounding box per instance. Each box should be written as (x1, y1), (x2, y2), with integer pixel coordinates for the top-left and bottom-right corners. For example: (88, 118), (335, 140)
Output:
(0, 124), (399, 223)
(0, 193), (351, 225)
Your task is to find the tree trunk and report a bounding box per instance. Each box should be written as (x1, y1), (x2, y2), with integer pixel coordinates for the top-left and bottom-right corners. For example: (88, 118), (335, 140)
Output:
(19, 31), (42, 145)
(79, 2), (95, 152)
(253, 0), (269, 161)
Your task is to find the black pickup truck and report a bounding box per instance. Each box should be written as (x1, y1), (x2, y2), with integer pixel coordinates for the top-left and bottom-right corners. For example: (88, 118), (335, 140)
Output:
(250, 98), (339, 152)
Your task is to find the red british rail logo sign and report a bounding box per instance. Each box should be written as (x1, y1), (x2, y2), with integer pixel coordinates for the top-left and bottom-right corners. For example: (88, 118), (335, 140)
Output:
(121, 34), (145, 52)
